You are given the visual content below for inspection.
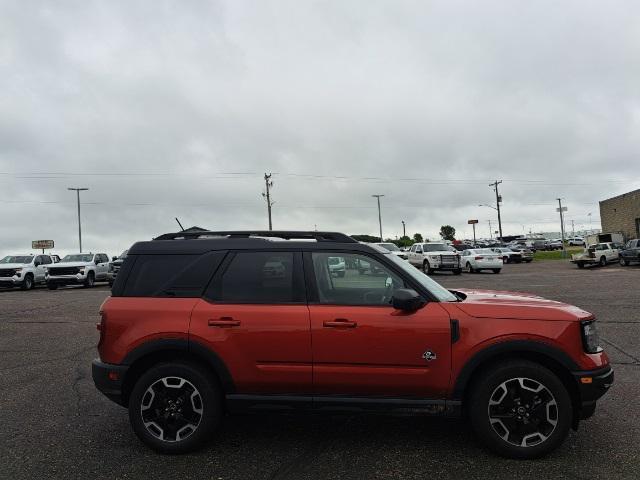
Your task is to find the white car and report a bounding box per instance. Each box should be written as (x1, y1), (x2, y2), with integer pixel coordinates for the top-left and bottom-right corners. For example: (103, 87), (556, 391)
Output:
(407, 242), (461, 274)
(46, 253), (110, 289)
(459, 248), (503, 274)
(374, 242), (408, 260)
(568, 237), (585, 246)
(327, 256), (346, 277)
(0, 254), (56, 290)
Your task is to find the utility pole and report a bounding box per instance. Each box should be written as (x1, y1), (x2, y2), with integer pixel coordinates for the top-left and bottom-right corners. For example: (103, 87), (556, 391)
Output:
(489, 180), (503, 240)
(571, 219), (575, 237)
(68, 188), (89, 252)
(401, 220), (406, 238)
(262, 173), (274, 231)
(488, 219), (493, 239)
(557, 198), (567, 257)
(372, 195), (384, 241)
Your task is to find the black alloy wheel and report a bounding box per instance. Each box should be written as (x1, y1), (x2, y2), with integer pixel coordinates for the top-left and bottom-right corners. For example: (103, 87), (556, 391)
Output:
(21, 274), (34, 291)
(469, 360), (571, 459)
(129, 362), (221, 454)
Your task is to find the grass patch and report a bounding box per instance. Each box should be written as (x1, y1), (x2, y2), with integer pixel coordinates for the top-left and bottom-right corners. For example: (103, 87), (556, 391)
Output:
(534, 247), (583, 261)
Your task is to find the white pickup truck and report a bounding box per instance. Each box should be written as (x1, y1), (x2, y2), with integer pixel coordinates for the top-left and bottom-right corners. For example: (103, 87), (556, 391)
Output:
(408, 242), (462, 274)
(46, 252), (110, 289)
(571, 242), (620, 268)
(0, 254), (56, 290)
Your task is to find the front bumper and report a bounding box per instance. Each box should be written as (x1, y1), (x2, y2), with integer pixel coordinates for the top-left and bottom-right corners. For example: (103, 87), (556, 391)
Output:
(92, 359), (129, 406)
(572, 365), (614, 419)
(46, 275), (87, 285)
(0, 277), (23, 286)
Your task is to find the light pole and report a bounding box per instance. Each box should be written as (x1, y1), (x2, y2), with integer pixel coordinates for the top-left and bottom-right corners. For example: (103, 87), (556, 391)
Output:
(68, 188), (89, 252)
(401, 220), (406, 238)
(372, 195), (384, 241)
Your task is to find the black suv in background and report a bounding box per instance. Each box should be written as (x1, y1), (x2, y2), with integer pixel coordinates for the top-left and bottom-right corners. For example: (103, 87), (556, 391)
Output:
(619, 239), (640, 266)
(108, 250), (129, 287)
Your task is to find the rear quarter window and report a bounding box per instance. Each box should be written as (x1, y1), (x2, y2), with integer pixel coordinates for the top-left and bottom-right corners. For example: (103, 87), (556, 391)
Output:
(115, 251), (226, 297)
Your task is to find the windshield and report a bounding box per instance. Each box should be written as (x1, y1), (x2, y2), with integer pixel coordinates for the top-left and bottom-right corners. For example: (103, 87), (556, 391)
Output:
(423, 244), (448, 252)
(0, 255), (34, 264)
(61, 254), (94, 263)
(385, 253), (458, 302)
(377, 243), (400, 252)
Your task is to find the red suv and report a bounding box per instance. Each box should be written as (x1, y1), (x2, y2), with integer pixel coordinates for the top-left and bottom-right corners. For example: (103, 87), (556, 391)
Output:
(92, 230), (613, 458)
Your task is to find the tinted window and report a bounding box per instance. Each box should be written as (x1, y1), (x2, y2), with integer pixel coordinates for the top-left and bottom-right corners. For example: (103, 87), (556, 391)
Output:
(311, 252), (404, 306)
(212, 252), (301, 303)
(41, 255), (52, 265)
(120, 252), (225, 297)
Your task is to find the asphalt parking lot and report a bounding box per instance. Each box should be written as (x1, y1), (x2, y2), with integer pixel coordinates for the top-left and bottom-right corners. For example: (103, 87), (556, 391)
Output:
(1, 261), (639, 480)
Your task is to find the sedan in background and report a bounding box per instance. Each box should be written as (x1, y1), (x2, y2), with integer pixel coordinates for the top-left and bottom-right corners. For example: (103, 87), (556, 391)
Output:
(491, 247), (524, 263)
(459, 248), (502, 273)
(374, 242), (408, 260)
(507, 245), (534, 262)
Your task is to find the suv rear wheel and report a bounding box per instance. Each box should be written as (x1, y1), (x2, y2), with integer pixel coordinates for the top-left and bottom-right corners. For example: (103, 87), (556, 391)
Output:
(468, 360), (572, 459)
(128, 362), (222, 454)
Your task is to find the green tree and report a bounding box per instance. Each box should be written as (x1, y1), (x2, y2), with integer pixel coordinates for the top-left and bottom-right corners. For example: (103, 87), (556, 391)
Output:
(398, 235), (413, 248)
(413, 233), (423, 243)
(439, 225), (456, 241)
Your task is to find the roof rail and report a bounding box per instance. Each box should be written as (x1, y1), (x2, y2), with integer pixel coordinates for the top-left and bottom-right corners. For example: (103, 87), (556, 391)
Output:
(153, 230), (358, 243)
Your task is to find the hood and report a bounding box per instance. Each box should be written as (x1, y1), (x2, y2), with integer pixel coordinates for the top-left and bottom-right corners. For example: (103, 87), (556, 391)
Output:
(452, 288), (592, 321)
(0, 263), (30, 269)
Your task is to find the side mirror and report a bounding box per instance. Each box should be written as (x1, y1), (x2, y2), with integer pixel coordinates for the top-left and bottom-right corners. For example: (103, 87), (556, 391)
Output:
(392, 288), (426, 312)
(95, 258), (100, 265)
(112, 256), (118, 261)
(34, 261), (41, 267)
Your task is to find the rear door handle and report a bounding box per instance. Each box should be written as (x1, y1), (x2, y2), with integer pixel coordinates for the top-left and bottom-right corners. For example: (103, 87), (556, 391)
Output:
(208, 317), (241, 327)
(323, 318), (357, 328)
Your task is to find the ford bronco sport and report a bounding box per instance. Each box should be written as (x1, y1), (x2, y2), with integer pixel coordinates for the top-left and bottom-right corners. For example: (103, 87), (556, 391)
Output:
(92, 230), (613, 458)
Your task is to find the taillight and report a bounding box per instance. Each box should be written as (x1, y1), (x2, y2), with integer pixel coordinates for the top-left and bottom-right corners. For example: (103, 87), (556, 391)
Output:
(475, 256), (484, 260)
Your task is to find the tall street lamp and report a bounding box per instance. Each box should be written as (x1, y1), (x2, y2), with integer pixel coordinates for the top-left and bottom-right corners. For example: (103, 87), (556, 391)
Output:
(372, 195), (384, 241)
(68, 188), (89, 252)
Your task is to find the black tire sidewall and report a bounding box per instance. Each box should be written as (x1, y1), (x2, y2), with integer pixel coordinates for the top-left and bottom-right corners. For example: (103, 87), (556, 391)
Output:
(22, 274), (34, 290)
(469, 360), (572, 459)
(84, 272), (95, 287)
(128, 362), (221, 454)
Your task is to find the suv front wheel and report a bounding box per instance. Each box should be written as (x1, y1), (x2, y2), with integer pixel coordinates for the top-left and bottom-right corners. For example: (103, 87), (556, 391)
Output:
(128, 362), (222, 454)
(468, 360), (572, 459)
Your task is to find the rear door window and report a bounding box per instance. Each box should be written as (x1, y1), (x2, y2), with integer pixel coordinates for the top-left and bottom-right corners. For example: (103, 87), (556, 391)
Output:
(208, 251), (304, 303)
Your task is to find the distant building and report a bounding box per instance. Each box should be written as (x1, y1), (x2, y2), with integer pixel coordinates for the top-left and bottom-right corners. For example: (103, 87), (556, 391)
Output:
(599, 189), (640, 240)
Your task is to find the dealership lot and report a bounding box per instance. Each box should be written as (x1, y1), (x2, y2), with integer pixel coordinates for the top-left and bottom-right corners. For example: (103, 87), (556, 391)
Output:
(1, 262), (639, 480)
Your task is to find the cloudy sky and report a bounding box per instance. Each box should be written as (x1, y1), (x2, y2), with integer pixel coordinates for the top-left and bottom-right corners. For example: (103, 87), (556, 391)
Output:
(1, 0), (639, 257)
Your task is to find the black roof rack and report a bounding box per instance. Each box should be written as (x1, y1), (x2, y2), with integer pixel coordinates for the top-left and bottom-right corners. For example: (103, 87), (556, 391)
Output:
(153, 230), (358, 243)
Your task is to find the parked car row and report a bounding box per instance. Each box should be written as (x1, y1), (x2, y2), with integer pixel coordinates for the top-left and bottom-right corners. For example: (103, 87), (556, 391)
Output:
(0, 251), (128, 290)
(377, 242), (536, 275)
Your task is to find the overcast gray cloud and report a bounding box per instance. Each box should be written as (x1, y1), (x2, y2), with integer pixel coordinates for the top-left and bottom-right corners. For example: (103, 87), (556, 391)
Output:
(1, 0), (639, 257)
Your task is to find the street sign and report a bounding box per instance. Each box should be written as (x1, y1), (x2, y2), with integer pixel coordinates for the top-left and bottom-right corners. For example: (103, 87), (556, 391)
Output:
(556, 207), (568, 212)
(32, 240), (54, 249)
(467, 219), (479, 224)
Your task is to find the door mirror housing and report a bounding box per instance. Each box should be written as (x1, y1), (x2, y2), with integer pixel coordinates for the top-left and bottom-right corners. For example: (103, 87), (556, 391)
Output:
(392, 289), (426, 312)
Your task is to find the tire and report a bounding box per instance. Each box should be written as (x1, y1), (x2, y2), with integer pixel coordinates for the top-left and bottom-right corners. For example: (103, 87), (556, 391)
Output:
(83, 271), (95, 288)
(21, 274), (34, 291)
(492, 269), (501, 274)
(503, 256), (509, 264)
(620, 257), (629, 266)
(468, 359), (572, 459)
(423, 261), (433, 275)
(128, 362), (222, 454)
(465, 262), (475, 274)
(47, 283), (58, 290)
(577, 262), (585, 269)
(599, 256), (606, 267)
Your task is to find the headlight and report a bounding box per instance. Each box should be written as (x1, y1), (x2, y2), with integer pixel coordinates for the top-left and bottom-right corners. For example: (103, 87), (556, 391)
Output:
(581, 320), (602, 353)
(78, 268), (85, 274)
(429, 255), (439, 260)
(15, 268), (22, 273)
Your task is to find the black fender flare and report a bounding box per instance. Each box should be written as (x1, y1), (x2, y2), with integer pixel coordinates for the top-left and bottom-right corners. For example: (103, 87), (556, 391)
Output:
(121, 338), (235, 393)
(451, 339), (579, 400)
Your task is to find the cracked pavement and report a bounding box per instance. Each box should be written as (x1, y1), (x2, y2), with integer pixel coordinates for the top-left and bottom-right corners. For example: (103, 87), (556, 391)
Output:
(0, 262), (639, 479)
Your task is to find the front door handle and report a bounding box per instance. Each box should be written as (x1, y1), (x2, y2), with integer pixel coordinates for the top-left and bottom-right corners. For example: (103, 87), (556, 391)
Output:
(208, 317), (241, 327)
(323, 318), (357, 328)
